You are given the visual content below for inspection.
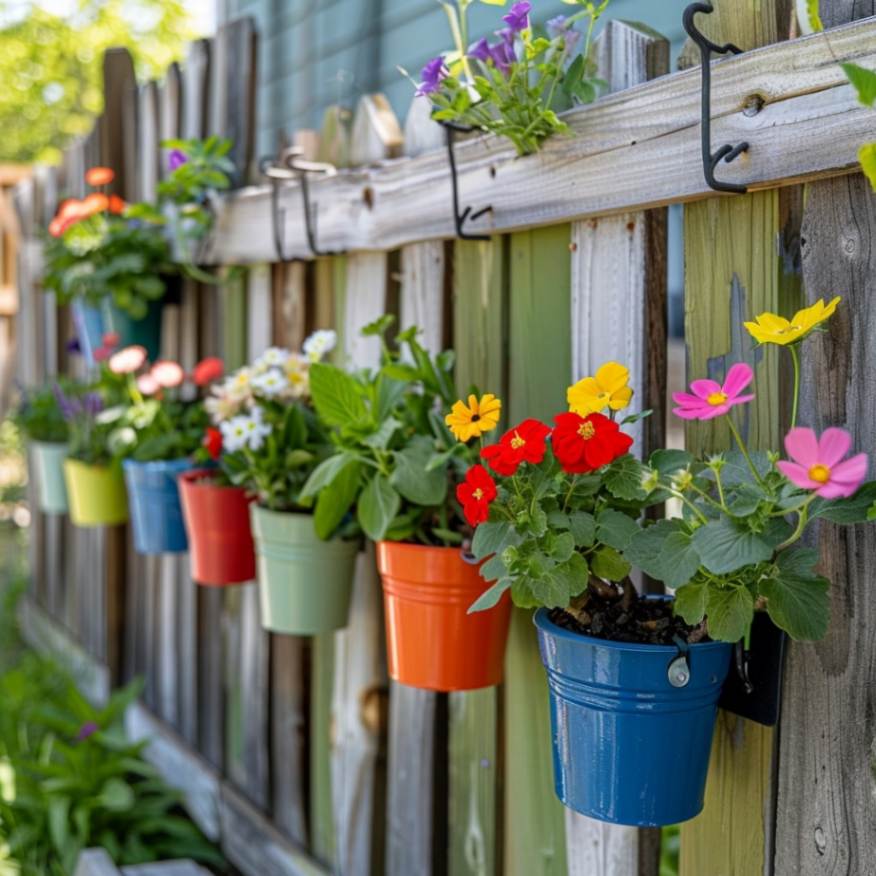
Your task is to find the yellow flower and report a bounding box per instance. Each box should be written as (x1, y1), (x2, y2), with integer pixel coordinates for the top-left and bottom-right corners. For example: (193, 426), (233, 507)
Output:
(567, 362), (633, 416)
(744, 296), (841, 346)
(445, 393), (502, 442)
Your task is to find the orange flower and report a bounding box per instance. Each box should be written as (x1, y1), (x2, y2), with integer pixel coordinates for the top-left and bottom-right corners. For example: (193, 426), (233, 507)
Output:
(49, 198), (88, 237)
(81, 193), (109, 216)
(107, 194), (126, 214)
(85, 166), (114, 186)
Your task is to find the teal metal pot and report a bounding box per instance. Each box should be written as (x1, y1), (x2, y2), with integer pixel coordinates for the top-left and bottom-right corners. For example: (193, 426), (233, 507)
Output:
(29, 441), (69, 514)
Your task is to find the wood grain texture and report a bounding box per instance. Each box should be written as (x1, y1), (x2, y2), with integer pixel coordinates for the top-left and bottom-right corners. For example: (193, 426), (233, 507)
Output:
(566, 20), (668, 876)
(181, 40), (211, 141)
(205, 19), (876, 263)
(137, 82), (161, 203)
(680, 3), (799, 873)
(505, 225), (571, 876)
(774, 55), (876, 876)
(448, 234), (507, 876)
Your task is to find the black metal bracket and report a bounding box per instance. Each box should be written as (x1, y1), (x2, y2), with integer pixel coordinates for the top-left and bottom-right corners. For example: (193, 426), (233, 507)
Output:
(259, 147), (342, 260)
(683, 2), (749, 194)
(438, 120), (492, 241)
(719, 612), (787, 726)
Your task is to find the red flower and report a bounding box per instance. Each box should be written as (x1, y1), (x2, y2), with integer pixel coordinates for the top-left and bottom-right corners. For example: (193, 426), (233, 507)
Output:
(481, 418), (551, 476)
(203, 427), (222, 460)
(102, 331), (120, 348)
(107, 194), (126, 215)
(551, 412), (633, 474)
(93, 345), (113, 363)
(192, 357), (224, 386)
(456, 464), (497, 526)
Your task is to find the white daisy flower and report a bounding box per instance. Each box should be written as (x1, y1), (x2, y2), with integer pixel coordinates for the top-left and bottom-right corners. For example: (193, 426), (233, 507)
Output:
(283, 354), (311, 399)
(255, 346), (291, 370)
(225, 367), (254, 402)
(252, 368), (289, 397)
(303, 329), (337, 362)
(243, 415), (272, 451)
(220, 416), (250, 453)
(205, 393), (242, 424)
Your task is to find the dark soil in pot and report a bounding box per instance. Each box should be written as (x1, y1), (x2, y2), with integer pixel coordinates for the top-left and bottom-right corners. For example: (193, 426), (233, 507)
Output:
(549, 578), (707, 646)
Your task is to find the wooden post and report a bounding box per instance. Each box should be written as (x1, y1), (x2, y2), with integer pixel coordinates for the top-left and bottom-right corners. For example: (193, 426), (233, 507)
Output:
(774, 4), (876, 872)
(384, 96), (447, 876)
(566, 20), (669, 876)
(680, 1), (799, 873)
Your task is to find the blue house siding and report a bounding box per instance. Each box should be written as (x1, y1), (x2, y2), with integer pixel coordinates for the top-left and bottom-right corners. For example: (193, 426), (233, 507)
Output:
(222, 0), (690, 160)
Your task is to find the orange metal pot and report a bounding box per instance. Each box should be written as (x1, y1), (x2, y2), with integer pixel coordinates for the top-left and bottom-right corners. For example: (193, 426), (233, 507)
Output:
(377, 541), (512, 692)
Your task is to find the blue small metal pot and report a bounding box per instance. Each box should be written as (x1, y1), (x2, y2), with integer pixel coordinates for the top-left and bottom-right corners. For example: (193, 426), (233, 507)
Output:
(534, 604), (732, 826)
(123, 458), (193, 554)
(70, 300), (105, 366)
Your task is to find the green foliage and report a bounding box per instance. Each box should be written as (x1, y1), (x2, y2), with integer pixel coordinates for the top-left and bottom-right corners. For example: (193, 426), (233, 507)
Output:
(110, 398), (208, 464)
(303, 319), (470, 544)
(0, 0), (195, 164)
(0, 652), (222, 873)
(57, 368), (128, 466)
(42, 213), (171, 320)
(418, 0), (610, 155)
(10, 383), (69, 444)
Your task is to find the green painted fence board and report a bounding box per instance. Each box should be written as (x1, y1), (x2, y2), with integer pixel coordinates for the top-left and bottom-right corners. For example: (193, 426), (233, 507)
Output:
(504, 225), (572, 876)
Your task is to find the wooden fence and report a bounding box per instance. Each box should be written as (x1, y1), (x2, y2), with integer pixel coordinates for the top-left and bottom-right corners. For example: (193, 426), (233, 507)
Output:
(12, 2), (876, 875)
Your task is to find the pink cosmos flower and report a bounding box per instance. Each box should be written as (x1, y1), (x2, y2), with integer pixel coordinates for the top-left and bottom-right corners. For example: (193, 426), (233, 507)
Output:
(777, 427), (868, 499)
(151, 360), (185, 388)
(108, 345), (147, 374)
(672, 362), (755, 421)
(137, 373), (161, 396)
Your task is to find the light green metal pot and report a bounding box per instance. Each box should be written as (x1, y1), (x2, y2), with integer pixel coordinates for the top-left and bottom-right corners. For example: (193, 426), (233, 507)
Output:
(30, 442), (69, 515)
(250, 506), (358, 635)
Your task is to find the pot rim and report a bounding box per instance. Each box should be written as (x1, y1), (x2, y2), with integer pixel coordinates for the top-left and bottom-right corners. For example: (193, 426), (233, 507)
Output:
(533, 604), (732, 655)
(377, 540), (473, 557)
(30, 440), (69, 449)
(122, 456), (193, 472)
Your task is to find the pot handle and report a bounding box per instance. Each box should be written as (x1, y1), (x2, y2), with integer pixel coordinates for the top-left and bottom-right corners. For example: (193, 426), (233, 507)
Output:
(667, 635), (691, 688)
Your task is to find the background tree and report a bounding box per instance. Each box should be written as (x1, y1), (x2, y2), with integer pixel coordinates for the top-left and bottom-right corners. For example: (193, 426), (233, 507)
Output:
(0, 0), (195, 164)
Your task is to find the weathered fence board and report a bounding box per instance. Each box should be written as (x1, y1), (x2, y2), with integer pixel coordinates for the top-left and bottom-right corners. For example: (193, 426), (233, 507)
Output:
(205, 18), (876, 263)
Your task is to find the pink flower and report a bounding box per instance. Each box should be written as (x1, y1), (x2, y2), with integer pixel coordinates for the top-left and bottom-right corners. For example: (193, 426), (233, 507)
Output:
(108, 345), (148, 374)
(672, 362), (755, 421)
(102, 331), (120, 348)
(93, 346), (113, 363)
(151, 360), (185, 388)
(777, 427), (868, 499)
(137, 373), (161, 396)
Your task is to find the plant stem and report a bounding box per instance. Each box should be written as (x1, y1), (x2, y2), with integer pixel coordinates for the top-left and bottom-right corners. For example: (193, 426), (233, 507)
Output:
(727, 417), (766, 488)
(788, 343), (801, 430)
(714, 467), (727, 510)
(668, 489), (709, 525)
(688, 482), (726, 514)
(776, 495), (816, 552)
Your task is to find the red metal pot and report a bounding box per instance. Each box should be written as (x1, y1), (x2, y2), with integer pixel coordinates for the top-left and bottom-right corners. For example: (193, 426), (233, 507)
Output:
(179, 469), (255, 586)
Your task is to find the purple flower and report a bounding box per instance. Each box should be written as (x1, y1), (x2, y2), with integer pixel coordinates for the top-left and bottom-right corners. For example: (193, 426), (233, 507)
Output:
(416, 56), (448, 96)
(66, 336), (82, 355)
(76, 721), (100, 742)
(468, 38), (492, 63)
(546, 15), (581, 56)
(83, 392), (104, 417)
(168, 149), (188, 171)
(502, 1), (530, 33)
(53, 384), (81, 422)
(490, 32), (517, 75)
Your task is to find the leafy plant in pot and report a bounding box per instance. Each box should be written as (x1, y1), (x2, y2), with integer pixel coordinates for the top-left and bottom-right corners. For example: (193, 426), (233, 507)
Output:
(102, 344), (220, 555)
(304, 317), (511, 692)
(198, 331), (354, 630)
(43, 166), (173, 362)
(11, 380), (74, 514)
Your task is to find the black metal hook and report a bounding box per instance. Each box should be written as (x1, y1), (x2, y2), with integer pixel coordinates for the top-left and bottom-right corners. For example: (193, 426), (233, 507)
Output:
(438, 120), (492, 241)
(683, 2), (749, 194)
(733, 640), (755, 694)
(259, 148), (342, 260)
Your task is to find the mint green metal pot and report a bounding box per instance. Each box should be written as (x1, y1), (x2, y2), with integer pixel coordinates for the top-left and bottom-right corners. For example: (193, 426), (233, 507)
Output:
(30, 442), (69, 514)
(250, 506), (358, 635)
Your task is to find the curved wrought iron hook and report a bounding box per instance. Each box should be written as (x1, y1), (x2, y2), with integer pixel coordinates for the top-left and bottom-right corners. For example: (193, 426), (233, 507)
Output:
(437, 120), (493, 241)
(259, 147), (341, 260)
(683, 2), (749, 194)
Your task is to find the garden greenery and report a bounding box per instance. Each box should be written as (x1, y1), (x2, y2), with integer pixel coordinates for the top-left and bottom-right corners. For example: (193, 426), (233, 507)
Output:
(10, 382), (71, 445)
(411, 0), (611, 155)
(303, 317), (481, 544)
(462, 299), (876, 645)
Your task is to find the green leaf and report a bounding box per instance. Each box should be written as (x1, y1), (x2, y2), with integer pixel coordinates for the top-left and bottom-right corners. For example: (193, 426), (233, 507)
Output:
(759, 547), (830, 641)
(472, 521), (517, 560)
(390, 436), (448, 506)
(842, 62), (876, 107)
(705, 586), (754, 643)
(674, 580), (708, 626)
(692, 517), (781, 575)
(480, 554), (508, 582)
(47, 796), (70, 852)
(468, 579), (512, 613)
(357, 474), (401, 542)
(624, 519), (693, 583)
(309, 363), (368, 428)
(98, 777), (135, 811)
(314, 461), (361, 540)
(300, 452), (356, 499)
(362, 416), (402, 449)
(805, 0), (823, 31)
(568, 511), (596, 547)
(591, 546), (630, 582)
(596, 508), (639, 551)
(859, 143), (876, 193)
(604, 454), (647, 501)
(549, 531), (576, 563)
(649, 448), (693, 476)
(659, 532), (702, 589)
(811, 481), (876, 524)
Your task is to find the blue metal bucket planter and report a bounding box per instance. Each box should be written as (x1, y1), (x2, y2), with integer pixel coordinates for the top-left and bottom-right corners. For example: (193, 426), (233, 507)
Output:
(534, 606), (732, 827)
(70, 300), (105, 366)
(123, 458), (193, 554)
(101, 299), (164, 362)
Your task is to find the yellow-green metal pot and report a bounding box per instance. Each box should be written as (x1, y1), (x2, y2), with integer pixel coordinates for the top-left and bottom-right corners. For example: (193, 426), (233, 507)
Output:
(64, 458), (129, 527)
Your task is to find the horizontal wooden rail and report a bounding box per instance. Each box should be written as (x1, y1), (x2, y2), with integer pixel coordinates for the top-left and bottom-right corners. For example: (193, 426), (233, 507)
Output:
(204, 17), (876, 263)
